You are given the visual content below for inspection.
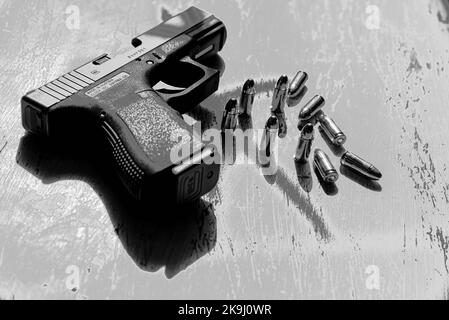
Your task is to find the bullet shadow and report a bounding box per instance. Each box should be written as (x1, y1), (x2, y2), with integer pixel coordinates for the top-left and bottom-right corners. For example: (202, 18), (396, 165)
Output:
(186, 104), (216, 131)
(16, 134), (217, 279)
(340, 166), (383, 192)
(261, 160), (278, 185)
(221, 131), (238, 165)
(318, 127), (347, 157)
(237, 113), (253, 132)
(197, 78), (333, 241)
(313, 166), (339, 196)
(274, 167), (333, 241)
(294, 160), (313, 193)
(263, 172), (277, 185)
(237, 113), (256, 165)
(287, 86), (308, 108)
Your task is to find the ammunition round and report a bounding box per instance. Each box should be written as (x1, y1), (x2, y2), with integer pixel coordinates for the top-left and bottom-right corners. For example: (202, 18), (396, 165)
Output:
(260, 115), (280, 159)
(297, 117), (318, 131)
(225, 98), (238, 112)
(221, 99), (239, 131)
(288, 71), (308, 99)
(314, 149), (339, 183)
(341, 152), (382, 180)
(271, 75), (289, 115)
(276, 113), (288, 138)
(265, 115), (280, 130)
(299, 95), (325, 120)
(317, 112), (346, 146)
(239, 79), (256, 116)
(294, 123), (314, 163)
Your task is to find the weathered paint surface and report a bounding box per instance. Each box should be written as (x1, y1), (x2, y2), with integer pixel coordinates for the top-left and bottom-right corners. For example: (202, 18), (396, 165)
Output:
(1, 0), (449, 299)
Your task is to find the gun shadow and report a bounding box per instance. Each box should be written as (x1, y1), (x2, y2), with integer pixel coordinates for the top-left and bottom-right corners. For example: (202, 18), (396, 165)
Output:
(16, 134), (217, 279)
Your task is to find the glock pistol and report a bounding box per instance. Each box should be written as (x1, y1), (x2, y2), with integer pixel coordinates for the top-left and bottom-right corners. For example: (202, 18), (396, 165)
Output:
(21, 7), (227, 203)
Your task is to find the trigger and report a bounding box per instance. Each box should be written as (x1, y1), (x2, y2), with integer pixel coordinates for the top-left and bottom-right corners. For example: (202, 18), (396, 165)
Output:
(153, 81), (185, 94)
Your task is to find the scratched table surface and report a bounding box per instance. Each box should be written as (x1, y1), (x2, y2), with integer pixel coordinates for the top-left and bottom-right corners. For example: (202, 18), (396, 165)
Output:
(1, 0), (449, 300)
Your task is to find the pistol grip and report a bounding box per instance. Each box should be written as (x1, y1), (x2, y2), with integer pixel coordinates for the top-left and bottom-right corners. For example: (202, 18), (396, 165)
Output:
(156, 57), (220, 114)
(96, 90), (219, 203)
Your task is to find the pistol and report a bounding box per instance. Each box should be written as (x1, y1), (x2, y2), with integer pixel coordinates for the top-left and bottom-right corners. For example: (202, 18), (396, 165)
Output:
(21, 7), (227, 203)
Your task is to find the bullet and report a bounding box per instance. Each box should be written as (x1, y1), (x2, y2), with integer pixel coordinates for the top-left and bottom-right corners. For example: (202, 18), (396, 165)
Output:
(239, 79), (256, 116)
(317, 112), (346, 146)
(271, 75), (288, 115)
(276, 113), (288, 139)
(318, 126), (347, 157)
(294, 123), (314, 163)
(288, 71), (308, 100)
(314, 149), (339, 183)
(341, 151), (382, 180)
(259, 115), (279, 177)
(221, 98), (238, 132)
(298, 95), (325, 120)
(297, 117), (318, 132)
(259, 115), (279, 158)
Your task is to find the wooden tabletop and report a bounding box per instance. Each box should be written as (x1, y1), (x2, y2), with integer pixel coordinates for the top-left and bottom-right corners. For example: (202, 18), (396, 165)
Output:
(1, 0), (449, 299)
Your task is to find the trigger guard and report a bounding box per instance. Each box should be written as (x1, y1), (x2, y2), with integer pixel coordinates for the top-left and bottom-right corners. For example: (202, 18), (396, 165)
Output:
(156, 56), (220, 114)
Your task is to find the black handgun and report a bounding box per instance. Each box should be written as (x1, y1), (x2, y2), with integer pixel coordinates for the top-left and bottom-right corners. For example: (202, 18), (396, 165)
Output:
(21, 7), (227, 203)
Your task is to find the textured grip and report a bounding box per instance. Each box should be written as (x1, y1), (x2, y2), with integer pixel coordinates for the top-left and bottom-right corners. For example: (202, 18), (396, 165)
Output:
(99, 90), (203, 200)
(116, 90), (196, 171)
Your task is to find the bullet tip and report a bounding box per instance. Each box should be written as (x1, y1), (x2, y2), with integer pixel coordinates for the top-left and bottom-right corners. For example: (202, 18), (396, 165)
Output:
(276, 75), (289, 87)
(266, 115), (279, 130)
(243, 79), (255, 90)
(301, 123), (315, 139)
(371, 167), (383, 180)
(225, 98), (238, 112)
